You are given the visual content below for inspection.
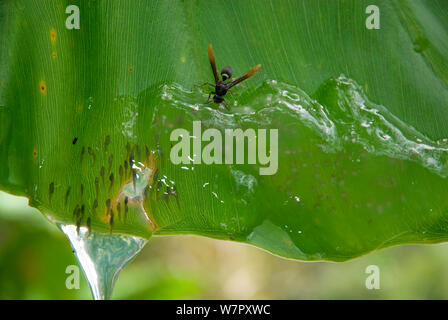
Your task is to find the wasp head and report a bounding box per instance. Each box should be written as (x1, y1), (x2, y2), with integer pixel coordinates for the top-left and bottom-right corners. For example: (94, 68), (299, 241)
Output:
(220, 66), (233, 81)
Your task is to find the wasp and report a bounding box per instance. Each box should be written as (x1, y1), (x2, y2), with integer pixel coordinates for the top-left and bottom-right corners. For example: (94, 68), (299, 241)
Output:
(198, 44), (261, 109)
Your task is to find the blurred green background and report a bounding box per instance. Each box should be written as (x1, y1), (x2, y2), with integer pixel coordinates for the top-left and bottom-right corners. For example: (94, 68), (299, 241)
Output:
(1, 189), (448, 300)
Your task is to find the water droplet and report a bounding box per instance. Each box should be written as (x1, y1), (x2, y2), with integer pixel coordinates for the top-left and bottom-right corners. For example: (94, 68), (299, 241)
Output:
(87, 97), (94, 110)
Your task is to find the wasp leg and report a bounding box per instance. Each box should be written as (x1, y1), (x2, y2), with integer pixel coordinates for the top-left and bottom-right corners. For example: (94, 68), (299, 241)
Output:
(205, 92), (214, 103)
(195, 82), (215, 88)
(222, 100), (229, 110)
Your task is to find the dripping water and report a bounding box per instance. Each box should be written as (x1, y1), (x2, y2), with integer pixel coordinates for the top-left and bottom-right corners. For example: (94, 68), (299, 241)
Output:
(58, 223), (147, 300)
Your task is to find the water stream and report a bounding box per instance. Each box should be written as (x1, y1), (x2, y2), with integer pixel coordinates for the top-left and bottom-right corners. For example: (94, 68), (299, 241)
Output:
(58, 223), (147, 300)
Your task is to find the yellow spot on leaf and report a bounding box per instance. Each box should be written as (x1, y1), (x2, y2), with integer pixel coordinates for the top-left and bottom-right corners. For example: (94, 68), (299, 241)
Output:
(33, 148), (37, 164)
(51, 51), (57, 59)
(39, 80), (46, 95)
(128, 66), (134, 73)
(76, 104), (83, 113)
(181, 57), (186, 63)
(50, 28), (57, 44)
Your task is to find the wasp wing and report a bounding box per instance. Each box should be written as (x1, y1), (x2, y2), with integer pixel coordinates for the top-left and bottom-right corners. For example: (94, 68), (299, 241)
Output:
(226, 64), (261, 89)
(208, 44), (219, 84)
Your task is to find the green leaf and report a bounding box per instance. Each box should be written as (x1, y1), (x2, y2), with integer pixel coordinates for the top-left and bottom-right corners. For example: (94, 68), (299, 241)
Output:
(1, 0), (447, 261)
